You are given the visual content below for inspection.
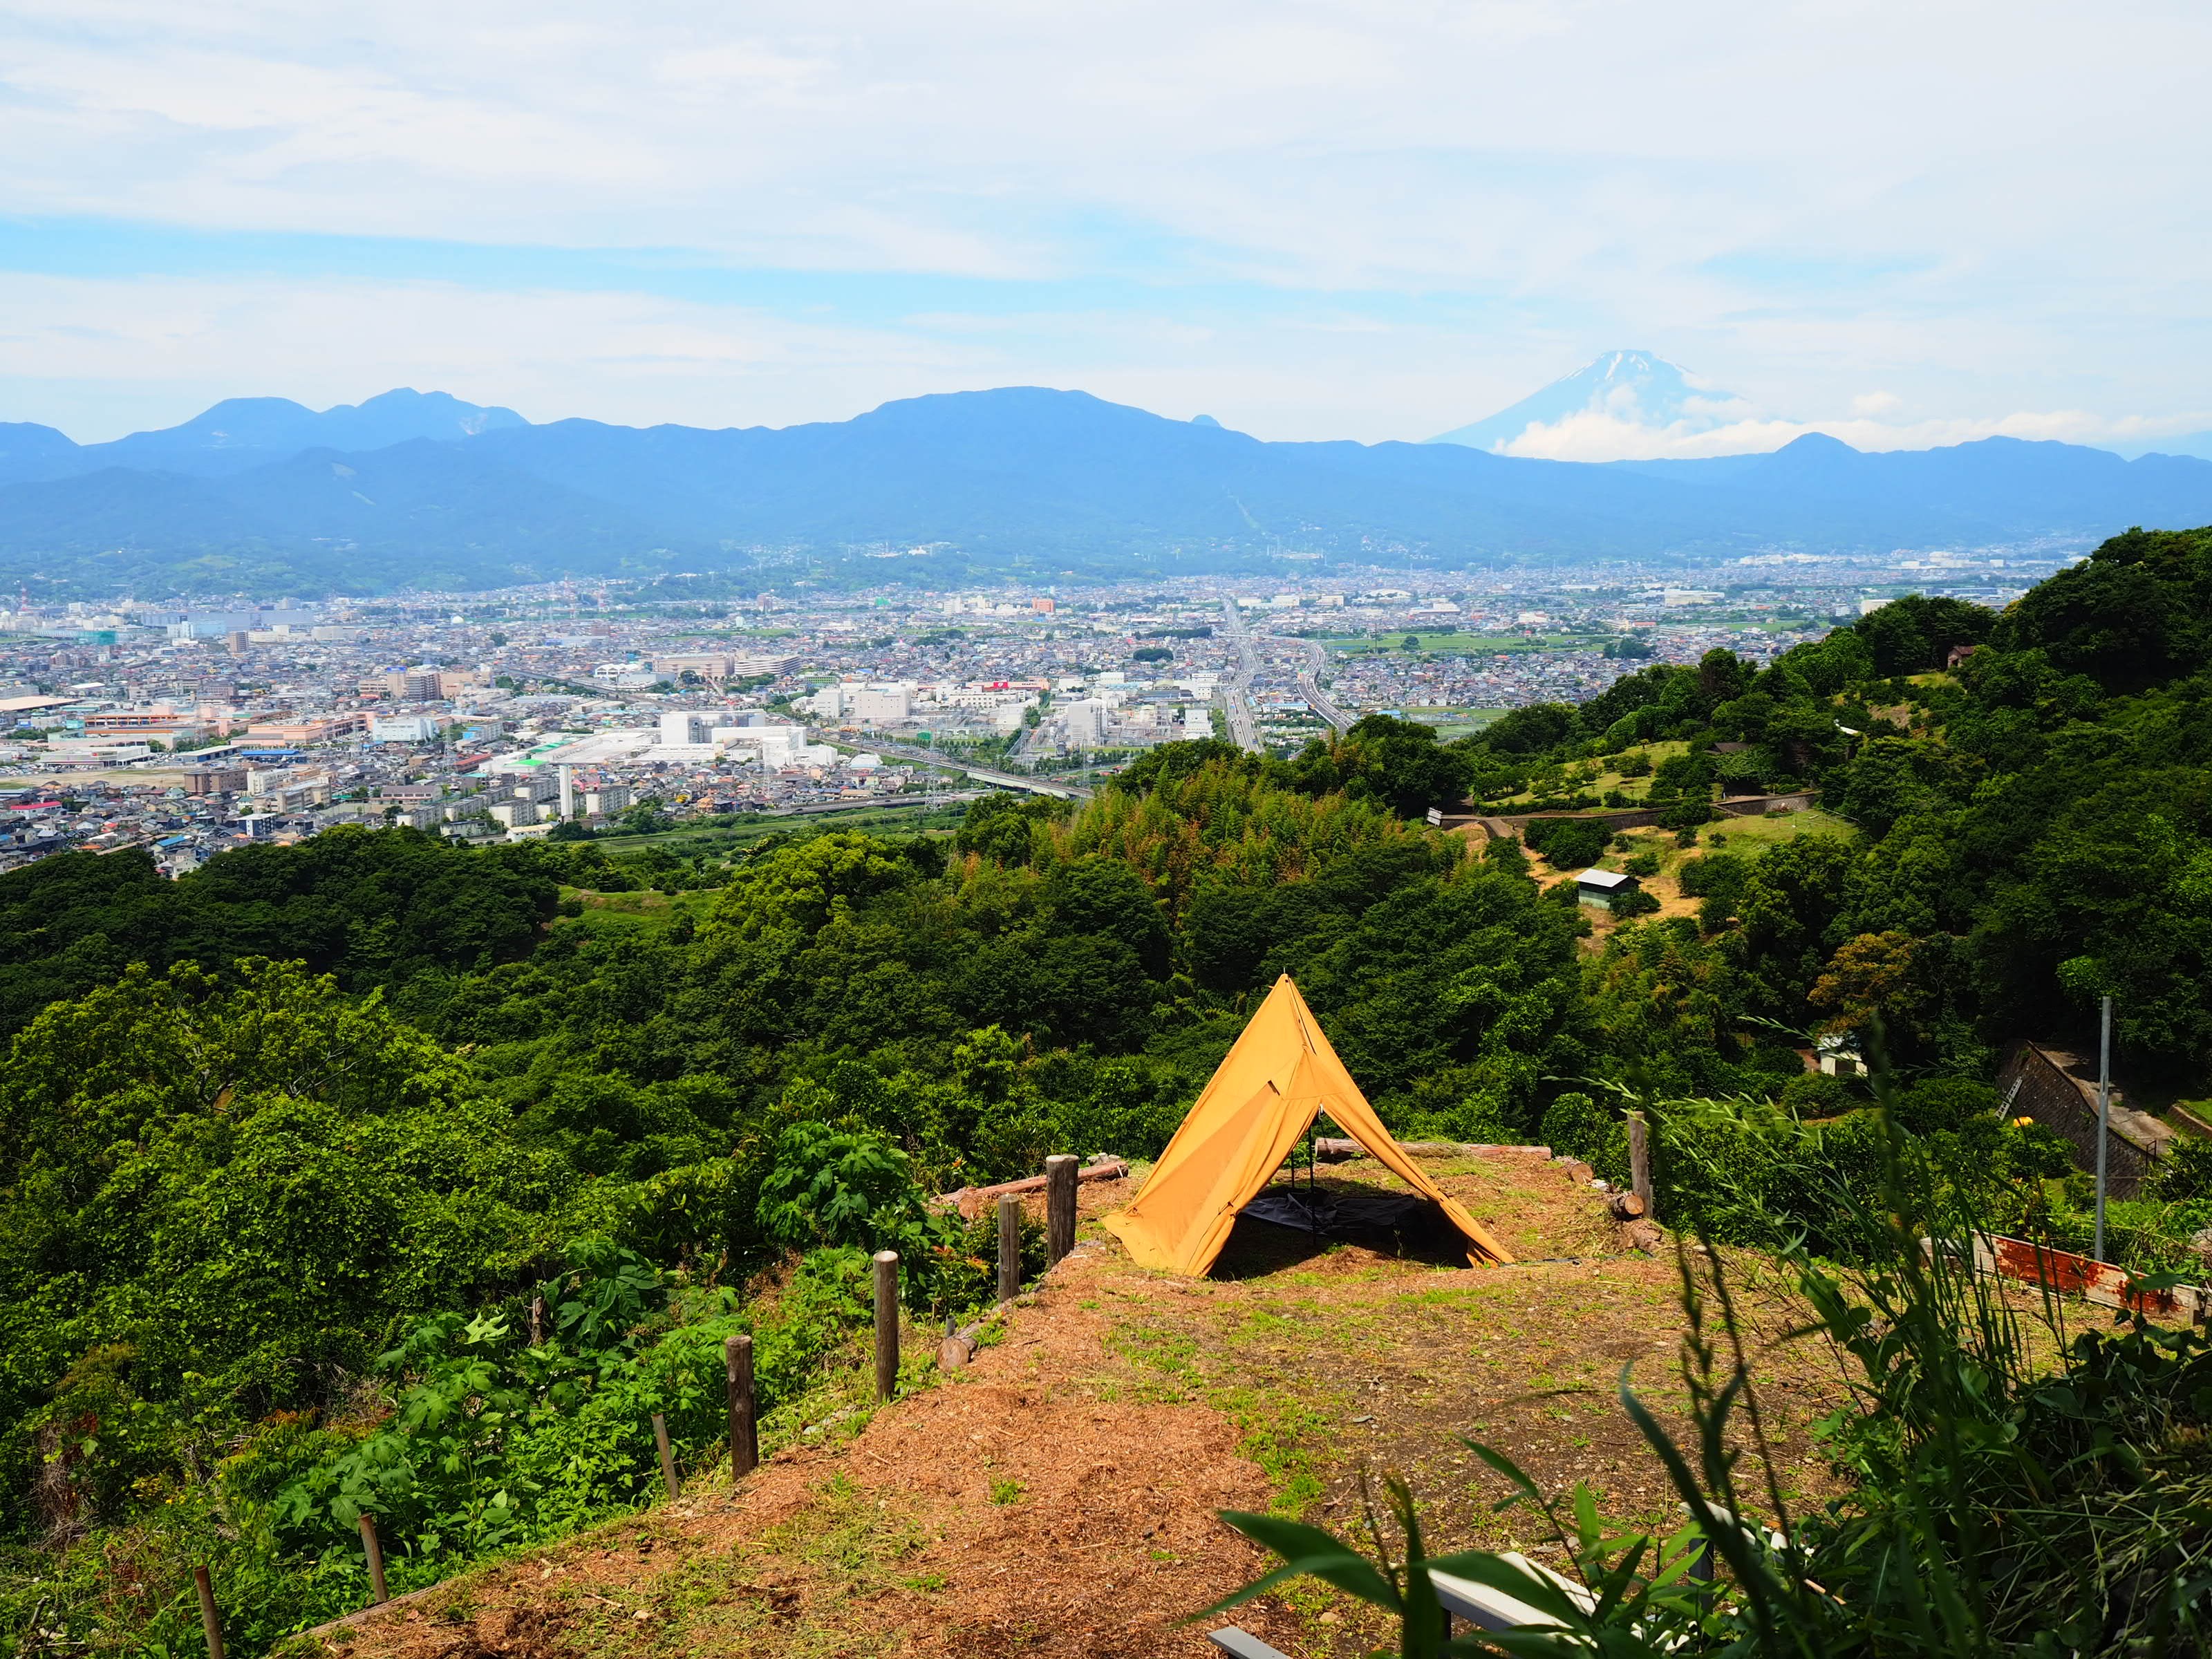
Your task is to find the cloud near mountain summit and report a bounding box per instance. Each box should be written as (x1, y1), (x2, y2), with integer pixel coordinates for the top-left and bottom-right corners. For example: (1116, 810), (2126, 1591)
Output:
(1436, 350), (2212, 462)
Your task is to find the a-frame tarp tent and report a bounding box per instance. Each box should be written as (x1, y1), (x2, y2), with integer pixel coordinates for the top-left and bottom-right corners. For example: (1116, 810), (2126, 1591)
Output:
(1102, 975), (1515, 1275)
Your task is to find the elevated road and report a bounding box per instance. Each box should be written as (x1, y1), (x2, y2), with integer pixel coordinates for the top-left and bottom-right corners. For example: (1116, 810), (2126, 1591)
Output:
(1218, 600), (1263, 753)
(1293, 637), (1355, 733)
(819, 733), (1094, 800)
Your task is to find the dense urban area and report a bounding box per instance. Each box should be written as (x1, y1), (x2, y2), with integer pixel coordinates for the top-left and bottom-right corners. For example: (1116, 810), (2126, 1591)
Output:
(0, 548), (2060, 868)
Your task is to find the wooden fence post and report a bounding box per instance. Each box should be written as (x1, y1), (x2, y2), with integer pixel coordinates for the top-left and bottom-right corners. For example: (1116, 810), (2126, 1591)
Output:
(725, 1333), (757, 1480)
(997, 1192), (1022, 1302)
(873, 1250), (901, 1401)
(358, 1512), (388, 1604)
(652, 1412), (679, 1500)
(193, 1566), (226, 1659)
(1044, 1154), (1078, 1266)
(1628, 1112), (1653, 1221)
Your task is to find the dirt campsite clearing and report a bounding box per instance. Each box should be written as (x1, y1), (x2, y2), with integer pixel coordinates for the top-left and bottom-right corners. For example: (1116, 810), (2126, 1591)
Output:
(306, 1156), (1848, 1659)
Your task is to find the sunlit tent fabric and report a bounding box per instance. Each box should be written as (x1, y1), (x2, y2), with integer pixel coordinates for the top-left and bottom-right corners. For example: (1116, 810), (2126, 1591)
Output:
(1102, 975), (1515, 1275)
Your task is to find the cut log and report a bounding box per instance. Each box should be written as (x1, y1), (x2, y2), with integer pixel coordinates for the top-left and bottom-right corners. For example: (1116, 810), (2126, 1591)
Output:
(937, 1157), (1130, 1221)
(1610, 1190), (1647, 1220)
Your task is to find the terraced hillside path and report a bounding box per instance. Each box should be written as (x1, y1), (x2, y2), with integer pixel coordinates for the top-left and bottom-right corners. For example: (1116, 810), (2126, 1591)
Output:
(312, 1152), (1841, 1659)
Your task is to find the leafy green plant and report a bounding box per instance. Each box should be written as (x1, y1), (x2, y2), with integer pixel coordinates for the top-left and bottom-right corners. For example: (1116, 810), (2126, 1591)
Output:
(756, 1121), (939, 1257)
(275, 1239), (666, 1562)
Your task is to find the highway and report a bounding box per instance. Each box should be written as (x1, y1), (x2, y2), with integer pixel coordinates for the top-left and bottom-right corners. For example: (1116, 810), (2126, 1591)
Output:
(1217, 599), (1264, 753)
(816, 732), (1095, 800)
(1293, 637), (1356, 733)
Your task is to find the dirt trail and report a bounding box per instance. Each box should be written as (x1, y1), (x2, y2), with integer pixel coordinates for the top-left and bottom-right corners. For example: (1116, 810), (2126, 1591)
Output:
(312, 1156), (1841, 1659)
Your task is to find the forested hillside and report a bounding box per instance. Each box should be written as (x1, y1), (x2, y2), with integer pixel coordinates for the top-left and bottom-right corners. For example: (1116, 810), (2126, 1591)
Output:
(3, 527), (2209, 1650)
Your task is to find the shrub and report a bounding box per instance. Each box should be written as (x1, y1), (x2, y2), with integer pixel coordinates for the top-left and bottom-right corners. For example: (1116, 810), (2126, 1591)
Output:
(1539, 1093), (1627, 1183)
(2153, 1133), (2212, 1201)
(1522, 816), (1611, 870)
(1779, 1071), (1853, 1117)
(1893, 1077), (1998, 1136)
(756, 1122), (935, 1257)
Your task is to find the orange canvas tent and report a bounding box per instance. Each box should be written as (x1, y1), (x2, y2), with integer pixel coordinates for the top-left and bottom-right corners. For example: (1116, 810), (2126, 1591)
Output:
(1102, 975), (1515, 1275)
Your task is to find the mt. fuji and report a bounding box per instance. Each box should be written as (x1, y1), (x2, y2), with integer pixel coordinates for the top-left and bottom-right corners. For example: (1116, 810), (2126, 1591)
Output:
(1427, 350), (1763, 459)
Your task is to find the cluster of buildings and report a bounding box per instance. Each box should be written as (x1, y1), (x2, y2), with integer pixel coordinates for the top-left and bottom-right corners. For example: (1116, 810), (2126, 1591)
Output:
(797, 670), (1215, 759)
(0, 546), (2071, 872)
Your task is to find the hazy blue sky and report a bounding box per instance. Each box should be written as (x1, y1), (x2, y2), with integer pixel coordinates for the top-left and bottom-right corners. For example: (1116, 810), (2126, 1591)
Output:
(3, 0), (2207, 451)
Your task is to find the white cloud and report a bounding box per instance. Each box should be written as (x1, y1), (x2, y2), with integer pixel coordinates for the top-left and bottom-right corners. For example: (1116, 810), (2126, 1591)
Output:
(0, 270), (1510, 441)
(0, 273), (969, 435)
(0, 1), (2209, 434)
(1496, 408), (2212, 463)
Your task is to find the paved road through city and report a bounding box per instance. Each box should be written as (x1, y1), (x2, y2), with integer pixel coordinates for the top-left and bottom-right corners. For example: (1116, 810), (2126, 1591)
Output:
(1292, 636), (1355, 733)
(1218, 599), (1263, 753)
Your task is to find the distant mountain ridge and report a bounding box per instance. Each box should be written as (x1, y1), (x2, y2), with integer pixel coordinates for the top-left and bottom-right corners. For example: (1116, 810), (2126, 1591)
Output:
(0, 389), (527, 485)
(1, 385), (2210, 594)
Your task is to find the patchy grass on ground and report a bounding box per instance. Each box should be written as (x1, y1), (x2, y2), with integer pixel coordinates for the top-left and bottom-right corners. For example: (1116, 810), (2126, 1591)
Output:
(313, 1154), (1862, 1659)
(1697, 807), (1855, 852)
(557, 888), (720, 937)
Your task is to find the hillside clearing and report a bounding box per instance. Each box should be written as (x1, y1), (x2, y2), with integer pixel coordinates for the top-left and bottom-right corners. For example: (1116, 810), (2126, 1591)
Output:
(308, 1154), (1846, 1659)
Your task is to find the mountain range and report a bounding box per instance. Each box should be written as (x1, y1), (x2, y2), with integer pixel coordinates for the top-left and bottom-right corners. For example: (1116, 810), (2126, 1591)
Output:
(5, 384), (2212, 594)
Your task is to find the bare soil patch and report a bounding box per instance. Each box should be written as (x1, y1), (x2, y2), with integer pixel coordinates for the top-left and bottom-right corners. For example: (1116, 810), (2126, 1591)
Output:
(312, 1154), (1844, 1659)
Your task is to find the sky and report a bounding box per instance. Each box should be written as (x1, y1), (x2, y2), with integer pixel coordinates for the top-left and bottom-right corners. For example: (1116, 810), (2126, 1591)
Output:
(2, 0), (2209, 454)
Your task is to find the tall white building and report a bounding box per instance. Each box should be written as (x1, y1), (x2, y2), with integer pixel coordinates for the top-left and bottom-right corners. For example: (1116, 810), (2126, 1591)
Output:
(845, 684), (912, 723)
(583, 785), (632, 816)
(659, 710), (715, 746)
(1060, 699), (1108, 744)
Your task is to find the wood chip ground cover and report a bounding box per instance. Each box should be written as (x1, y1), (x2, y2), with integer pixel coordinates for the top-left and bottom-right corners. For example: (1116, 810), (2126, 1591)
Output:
(306, 1154), (1848, 1659)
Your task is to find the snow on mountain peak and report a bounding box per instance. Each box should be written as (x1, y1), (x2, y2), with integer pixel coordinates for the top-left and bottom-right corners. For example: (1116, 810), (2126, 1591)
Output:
(1427, 351), (1766, 460)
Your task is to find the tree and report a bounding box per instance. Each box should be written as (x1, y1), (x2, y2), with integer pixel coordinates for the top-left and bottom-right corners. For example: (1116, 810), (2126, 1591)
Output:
(1476, 702), (1577, 757)
(1808, 930), (1923, 1036)
(1044, 855), (1170, 978)
(1521, 817), (1610, 870)
(953, 793), (1067, 865)
(1288, 715), (1468, 817)
(0, 959), (585, 1464)
(1991, 525), (2209, 693)
(615, 797), (675, 835)
(1851, 593), (1996, 676)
